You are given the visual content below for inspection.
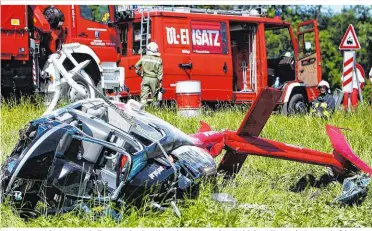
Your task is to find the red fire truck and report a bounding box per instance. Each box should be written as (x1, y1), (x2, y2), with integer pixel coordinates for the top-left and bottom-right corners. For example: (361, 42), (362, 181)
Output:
(1, 5), (322, 114)
(1, 5), (121, 100)
(116, 6), (322, 114)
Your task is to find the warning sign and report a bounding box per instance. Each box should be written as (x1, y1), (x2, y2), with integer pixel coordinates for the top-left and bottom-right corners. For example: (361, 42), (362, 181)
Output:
(339, 24), (361, 50)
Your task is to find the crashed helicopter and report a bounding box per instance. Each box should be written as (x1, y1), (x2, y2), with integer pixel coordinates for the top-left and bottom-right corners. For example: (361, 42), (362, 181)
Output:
(1, 54), (371, 219)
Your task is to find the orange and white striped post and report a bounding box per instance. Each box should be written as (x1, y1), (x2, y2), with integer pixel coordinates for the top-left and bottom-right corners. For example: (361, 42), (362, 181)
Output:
(32, 58), (37, 88)
(342, 51), (357, 109)
(341, 52), (365, 109)
(339, 24), (363, 110)
(342, 52), (354, 93)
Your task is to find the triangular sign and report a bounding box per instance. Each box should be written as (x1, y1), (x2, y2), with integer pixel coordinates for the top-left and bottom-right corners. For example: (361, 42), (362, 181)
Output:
(339, 24), (361, 50)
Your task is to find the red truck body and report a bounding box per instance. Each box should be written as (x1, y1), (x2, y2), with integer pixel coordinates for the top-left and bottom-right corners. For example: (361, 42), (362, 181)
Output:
(1, 6), (30, 61)
(116, 7), (322, 108)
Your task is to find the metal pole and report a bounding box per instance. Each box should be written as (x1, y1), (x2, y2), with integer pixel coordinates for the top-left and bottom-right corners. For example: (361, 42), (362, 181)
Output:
(248, 26), (252, 90)
(252, 26), (257, 92)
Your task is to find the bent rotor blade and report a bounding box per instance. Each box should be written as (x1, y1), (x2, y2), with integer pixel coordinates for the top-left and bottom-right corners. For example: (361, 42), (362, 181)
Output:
(218, 87), (282, 176)
(237, 87), (282, 137)
(217, 150), (250, 177)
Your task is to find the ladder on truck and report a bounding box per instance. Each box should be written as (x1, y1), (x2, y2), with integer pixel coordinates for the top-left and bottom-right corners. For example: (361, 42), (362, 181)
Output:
(133, 6), (267, 17)
(139, 11), (150, 56)
(117, 5), (268, 17)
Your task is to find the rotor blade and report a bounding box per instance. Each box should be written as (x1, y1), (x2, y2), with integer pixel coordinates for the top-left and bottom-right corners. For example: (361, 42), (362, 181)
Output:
(237, 87), (282, 137)
(217, 150), (248, 177)
(217, 88), (282, 177)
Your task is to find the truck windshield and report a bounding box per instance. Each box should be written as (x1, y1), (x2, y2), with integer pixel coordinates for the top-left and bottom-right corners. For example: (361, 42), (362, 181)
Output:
(265, 27), (294, 59)
(265, 25), (296, 86)
(80, 5), (110, 24)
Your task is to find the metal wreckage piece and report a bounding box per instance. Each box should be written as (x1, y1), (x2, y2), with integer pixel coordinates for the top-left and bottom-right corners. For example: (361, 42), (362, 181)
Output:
(1, 87), (372, 219)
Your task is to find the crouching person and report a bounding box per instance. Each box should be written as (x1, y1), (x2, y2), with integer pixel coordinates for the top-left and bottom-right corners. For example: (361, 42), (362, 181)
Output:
(310, 80), (335, 118)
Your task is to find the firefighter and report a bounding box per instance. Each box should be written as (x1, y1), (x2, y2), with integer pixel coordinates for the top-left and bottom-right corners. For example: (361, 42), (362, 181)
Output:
(310, 80), (335, 118)
(135, 42), (163, 105)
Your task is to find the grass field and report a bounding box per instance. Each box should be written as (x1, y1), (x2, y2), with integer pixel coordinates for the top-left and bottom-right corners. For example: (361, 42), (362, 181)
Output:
(1, 98), (372, 227)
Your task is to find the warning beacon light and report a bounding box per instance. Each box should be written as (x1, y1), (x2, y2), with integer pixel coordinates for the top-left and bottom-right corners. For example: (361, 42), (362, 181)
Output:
(275, 9), (281, 19)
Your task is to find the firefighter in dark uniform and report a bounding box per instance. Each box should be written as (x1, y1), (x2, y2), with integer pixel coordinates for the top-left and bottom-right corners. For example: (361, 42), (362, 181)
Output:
(135, 42), (163, 105)
(310, 80), (336, 118)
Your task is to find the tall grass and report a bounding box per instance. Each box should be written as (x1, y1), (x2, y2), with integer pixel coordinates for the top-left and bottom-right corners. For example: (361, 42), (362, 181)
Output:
(1, 98), (371, 227)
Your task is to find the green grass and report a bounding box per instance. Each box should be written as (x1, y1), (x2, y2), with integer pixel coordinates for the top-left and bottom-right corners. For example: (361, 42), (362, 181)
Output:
(1, 98), (372, 227)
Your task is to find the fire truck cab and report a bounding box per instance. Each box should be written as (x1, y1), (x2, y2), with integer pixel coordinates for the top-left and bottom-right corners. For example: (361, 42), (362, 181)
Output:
(115, 6), (322, 114)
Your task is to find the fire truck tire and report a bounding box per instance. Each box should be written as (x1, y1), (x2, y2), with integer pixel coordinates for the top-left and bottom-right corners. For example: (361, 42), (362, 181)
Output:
(1, 87), (14, 99)
(1, 86), (34, 100)
(287, 93), (308, 115)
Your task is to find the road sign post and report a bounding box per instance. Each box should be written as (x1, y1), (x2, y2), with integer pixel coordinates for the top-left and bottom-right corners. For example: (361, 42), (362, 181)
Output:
(342, 51), (354, 93)
(339, 24), (363, 107)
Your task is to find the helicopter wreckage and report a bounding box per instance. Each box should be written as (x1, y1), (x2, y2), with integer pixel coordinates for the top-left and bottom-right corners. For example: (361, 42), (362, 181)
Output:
(1, 53), (371, 219)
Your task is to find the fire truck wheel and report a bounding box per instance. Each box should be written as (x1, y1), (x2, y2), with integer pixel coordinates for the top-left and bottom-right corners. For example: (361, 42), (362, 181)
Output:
(1, 86), (34, 102)
(1, 87), (14, 99)
(287, 94), (308, 115)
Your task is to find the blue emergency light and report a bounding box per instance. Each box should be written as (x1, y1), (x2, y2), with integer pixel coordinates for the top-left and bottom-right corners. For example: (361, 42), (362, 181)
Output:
(275, 9), (281, 19)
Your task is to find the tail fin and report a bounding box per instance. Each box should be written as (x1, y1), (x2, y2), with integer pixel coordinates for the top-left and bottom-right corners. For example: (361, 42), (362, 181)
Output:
(326, 125), (372, 176)
(198, 121), (211, 133)
(237, 87), (282, 137)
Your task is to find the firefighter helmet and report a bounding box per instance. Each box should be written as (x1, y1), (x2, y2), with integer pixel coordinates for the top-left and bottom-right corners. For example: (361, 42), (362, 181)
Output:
(146, 42), (160, 56)
(318, 80), (331, 93)
(318, 80), (330, 89)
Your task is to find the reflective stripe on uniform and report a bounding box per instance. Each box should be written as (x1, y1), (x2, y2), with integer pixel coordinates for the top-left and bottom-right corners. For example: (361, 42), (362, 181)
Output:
(320, 102), (327, 108)
(323, 110), (330, 118)
(141, 58), (162, 65)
